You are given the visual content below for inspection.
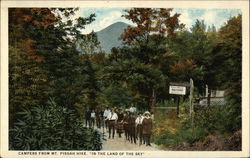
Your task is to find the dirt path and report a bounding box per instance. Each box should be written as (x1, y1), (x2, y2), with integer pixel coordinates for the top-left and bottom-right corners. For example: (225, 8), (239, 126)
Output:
(95, 127), (160, 151)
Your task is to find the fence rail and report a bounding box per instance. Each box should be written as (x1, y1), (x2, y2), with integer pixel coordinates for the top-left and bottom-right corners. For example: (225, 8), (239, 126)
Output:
(153, 106), (177, 109)
(195, 97), (226, 107)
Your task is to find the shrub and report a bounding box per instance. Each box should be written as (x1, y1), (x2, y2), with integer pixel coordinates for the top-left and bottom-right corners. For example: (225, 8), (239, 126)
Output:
(9, 98), (102, 150)
(194, 101), (241, 134)
(153, 98), (241, 150)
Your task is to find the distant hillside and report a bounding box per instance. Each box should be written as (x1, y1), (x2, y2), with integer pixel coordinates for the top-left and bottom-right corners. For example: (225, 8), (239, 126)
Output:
(97, 22), (129, 53)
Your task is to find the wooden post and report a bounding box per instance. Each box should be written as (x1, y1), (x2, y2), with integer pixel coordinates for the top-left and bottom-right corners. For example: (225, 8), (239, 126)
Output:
(207, 89), (211, 107)
(177, 96), (180, 116)
(190, 78), (194, 126)
(150, 88), (156, 109)
(205, 84), (208, 97)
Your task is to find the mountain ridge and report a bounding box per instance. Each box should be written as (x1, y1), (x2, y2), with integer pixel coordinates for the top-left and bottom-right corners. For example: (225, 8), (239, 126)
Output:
(96, 21), (129, 53)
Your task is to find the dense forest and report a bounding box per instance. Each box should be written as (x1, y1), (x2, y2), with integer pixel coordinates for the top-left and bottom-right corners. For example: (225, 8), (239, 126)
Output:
(9, 8), (241, 150)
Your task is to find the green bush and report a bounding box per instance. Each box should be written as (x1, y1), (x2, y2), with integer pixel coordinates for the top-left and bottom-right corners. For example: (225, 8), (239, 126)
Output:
(153, 96), (241, 149)
(152, 101), (209, 148)
(155, 99), (176, 107)
(178, 127), (208, 144)
(9, 98), (102, 150)
(153, 126), (208, 148)
(194, 101), (241, 134)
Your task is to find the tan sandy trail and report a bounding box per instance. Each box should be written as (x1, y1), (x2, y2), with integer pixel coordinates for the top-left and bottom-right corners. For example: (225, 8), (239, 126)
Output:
(95, 127), (160, 151)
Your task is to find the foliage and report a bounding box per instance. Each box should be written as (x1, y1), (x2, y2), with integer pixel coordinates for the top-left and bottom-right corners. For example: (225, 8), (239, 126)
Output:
(120, 8), (183, 45)
(103, 85), (133, 107)
(153, 126), (208, 148)
(77, 31), (102, 54)
(9, 98), (102, 150)
(9, 7), (242, 151)
(9, 46), (48, 126)
(9, 8), (98, 121)
(194, 106), (230, 133)
(104, 57), (165, 109)
(218, 94), (241, 131)
(213, 15), (242, 93)
(153, 97), (241, 150)
(77, 57), (100, 109)
(9, 8), (103, 150)
(155, 99), (175, 107)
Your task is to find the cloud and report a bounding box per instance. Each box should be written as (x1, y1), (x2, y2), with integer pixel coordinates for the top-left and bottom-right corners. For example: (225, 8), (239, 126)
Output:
(178, 10), (193, 28)
(173, 8), (240, 30)
(80, 8), (241, 34)
(99, 11), (122, 28)
(80, 8), (135, 34)
(200, 10), (217, 24)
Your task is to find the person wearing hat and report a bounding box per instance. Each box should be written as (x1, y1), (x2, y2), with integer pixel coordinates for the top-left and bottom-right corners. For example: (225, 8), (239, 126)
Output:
(107, 108), (118, 139)
(135, 112), (144, 145)
(142, 111), (153, 146)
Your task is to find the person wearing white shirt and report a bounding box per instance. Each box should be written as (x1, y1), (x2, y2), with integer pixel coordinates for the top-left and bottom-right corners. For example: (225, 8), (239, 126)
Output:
(107, 109), (118, 139)
(129, 105), (136, 113)
(135, 112), (144, 145)
(90, 110), (95, 128)
(103, 106), (111, 130)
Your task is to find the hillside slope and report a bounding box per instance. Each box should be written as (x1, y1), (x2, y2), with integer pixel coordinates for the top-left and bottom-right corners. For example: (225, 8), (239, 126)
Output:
(97, 22), (129, 53)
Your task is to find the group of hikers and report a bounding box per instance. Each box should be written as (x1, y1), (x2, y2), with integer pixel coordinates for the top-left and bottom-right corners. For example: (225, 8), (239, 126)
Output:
(84, 105), (154, 146)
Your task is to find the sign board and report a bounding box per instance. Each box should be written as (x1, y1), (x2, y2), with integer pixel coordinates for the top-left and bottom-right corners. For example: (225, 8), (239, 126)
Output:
(169, 86), (186, 95)
(169, 82), (190, 87)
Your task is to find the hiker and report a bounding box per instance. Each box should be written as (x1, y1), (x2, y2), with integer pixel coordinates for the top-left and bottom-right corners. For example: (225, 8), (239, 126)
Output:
(84, 108), (91, 128)
(107, 108), (118, 139)
(90, 109), (96, 128)
(142, 111), (153, 146)
(129, 112), (137, 144)
(99, 109), (104, 128)
(135, 112), (144, 145)
(116, 108), (124, 138)
(123, 109), (130, 140)
(96, 109), (102, 128)
(129, 104), (136, 113)
(103, 106), (111, 130)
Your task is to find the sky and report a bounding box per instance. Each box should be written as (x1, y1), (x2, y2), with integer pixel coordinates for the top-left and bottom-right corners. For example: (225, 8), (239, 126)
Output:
(74, 8), (241, 34)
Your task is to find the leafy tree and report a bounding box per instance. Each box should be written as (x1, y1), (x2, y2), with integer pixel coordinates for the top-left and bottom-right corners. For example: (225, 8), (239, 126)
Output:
(77, 31), (102, 54)
(116, 8), (185, 107)
(9, 8), (102, 149)
(213, 15), (242, 92)
(166, 20), (216, 94)
(211, 15), (242, 131)
(104, 56), (165, 109)
(9, 8), (96, 108)
(120, 8), (184, 45)
(9, 8), (58, 61)
(103, 85), (133, 107)
(79, 57), (100, 109)
(9, 46), (48, 126)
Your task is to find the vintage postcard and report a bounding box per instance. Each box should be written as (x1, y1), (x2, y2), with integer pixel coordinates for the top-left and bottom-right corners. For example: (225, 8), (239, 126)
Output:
(1, 0), (249, 158)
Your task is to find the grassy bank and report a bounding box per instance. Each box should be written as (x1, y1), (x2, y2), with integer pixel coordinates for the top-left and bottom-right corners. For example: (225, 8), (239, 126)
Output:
(152, 100), (241, 151)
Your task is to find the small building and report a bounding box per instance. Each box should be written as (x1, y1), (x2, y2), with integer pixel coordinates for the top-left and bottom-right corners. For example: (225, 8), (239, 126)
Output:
(197, 85), (226, 107)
